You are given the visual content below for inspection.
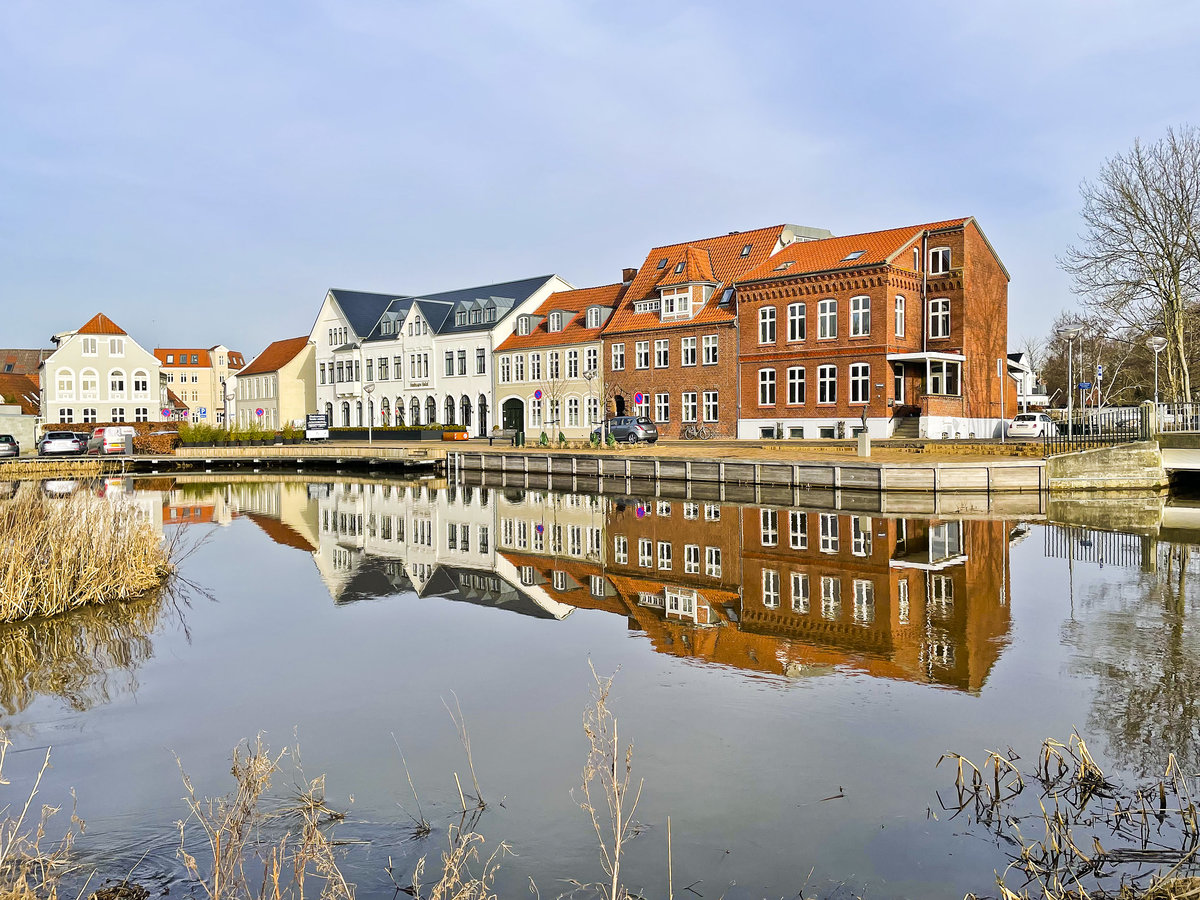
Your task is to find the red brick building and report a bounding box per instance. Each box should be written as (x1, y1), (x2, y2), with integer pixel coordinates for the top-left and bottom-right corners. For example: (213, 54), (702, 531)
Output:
(734, 218), (1012, 439)
(601, 224), (830, 438)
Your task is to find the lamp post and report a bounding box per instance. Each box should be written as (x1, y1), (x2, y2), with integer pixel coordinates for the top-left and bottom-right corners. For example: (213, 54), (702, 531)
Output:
(1057, 324), (1084, 439)
(1147, 335), (1168, 406)
(583, 369), (598, 434)
(363, 382), (375, 445)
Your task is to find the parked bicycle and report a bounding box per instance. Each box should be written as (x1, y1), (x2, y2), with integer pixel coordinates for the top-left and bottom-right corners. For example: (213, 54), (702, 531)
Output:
(681, 423), (715, 440)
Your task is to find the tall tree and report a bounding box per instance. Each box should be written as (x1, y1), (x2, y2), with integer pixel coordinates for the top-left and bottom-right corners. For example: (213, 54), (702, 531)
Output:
(1061, 125), (1200, 402)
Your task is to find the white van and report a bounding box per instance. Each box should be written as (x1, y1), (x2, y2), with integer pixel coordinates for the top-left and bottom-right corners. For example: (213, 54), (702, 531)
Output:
(87, 426), (136, 455)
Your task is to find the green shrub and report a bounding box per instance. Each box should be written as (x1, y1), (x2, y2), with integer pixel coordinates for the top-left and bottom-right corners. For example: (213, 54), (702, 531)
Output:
(539, 431), (549, 447)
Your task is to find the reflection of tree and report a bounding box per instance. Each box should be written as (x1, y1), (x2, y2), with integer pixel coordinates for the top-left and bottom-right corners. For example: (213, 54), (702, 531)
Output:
(0, 588), (176, 716)
(1067, 543), (1200, 777)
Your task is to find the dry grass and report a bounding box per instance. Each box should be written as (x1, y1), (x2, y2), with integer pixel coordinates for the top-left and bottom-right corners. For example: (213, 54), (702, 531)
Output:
(0, 483), (172, 622)
(0, 461), (108, 480)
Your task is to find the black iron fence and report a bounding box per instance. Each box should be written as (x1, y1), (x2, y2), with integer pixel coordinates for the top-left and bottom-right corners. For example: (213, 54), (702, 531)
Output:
(1043, 405), (1149, 455)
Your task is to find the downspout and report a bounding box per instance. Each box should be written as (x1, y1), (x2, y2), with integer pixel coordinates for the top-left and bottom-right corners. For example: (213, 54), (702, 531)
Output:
(732, 286), (741, 440)
(920, 231), (928, 354)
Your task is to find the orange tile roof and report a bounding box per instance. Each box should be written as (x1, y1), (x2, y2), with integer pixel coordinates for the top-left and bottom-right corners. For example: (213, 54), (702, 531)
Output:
(737, 218), (969, 284)
(166, 389), (189, 410)
(155, 348), (212, 367)
(244, 512), (317, 551)
(77, 313), (127, 336)
(604, 224), (788, 335)
(240, 336), (310, 376)
(496, 283), (627, 352)
(0, 374), (40, 415)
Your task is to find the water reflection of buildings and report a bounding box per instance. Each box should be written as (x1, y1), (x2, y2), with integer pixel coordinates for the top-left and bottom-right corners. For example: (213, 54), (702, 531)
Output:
(177, 477), (1016, 691)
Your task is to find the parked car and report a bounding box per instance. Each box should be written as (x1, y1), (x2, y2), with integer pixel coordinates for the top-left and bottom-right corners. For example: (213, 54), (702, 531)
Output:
(38, 431), (84, 456)
(0, 434), (18, 458)
(591, 416), (659, 444)
(1007, 412), (1055, 438)
(73, 431), (92, 447)
(87, 426), (136, 455)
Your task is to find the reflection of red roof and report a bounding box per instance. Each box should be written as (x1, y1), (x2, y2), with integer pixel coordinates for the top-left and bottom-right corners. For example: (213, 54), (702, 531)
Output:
(496, 284), (627, 352)
(0, 374), (40, 415)
(77, 313), (127, 335)
(240, 336), (310, 376)
(244, 512), (317, 551)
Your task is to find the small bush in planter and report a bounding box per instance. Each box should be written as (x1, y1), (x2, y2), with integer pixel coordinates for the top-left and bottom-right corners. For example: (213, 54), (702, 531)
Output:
(539, 431), (549, 447)
(605, 432), (616, 448)
(558, 431), (567, 446)
(589, 434), (600, 449)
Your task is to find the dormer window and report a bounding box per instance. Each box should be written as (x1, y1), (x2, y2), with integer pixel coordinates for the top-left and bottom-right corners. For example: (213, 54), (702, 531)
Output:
(166, 354), (174, 364)
(485, 308), (495, 323)
(517, 317), (531, 336)
(549, 312), (563, 332)
(456, 312), (467, 326)
(470, 310), (481, 324)
(586, 307), (601, 329)
(740, 243), (752, 258)
(661, 287), (692, 321)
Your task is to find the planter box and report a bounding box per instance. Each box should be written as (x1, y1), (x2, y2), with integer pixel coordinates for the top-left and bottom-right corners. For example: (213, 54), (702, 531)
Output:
(328, 428), (448, 441)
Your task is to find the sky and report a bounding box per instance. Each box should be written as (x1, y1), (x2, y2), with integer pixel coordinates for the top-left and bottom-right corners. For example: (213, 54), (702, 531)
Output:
(3, 0), (1200, 362)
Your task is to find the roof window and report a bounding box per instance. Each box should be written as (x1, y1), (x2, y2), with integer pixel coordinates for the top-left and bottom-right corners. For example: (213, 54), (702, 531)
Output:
(656, 257), (668, 270)
(841, 250), (865, 261)
(740, 243), (752, 257)
(773, 261), (795, 271)
(673, 261), (685, 274)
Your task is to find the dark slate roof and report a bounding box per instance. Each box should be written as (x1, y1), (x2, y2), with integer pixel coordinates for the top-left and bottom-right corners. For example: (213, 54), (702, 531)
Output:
(327, 289), (411, 341)
(419, 564), (561, 619)
(331, 556), (415, 606)
(423, 276), (555, 337)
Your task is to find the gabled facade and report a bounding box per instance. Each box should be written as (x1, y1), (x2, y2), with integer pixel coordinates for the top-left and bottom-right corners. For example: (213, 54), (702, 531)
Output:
(236, 336), (316, 429)
(735, 218), (1012, 439)
(39, 313), (166, 426)
(154, 345), (245, 425)
(601, 225), (831, 439)
(494, 279), (628, 439)
(310, 276), (571, 435)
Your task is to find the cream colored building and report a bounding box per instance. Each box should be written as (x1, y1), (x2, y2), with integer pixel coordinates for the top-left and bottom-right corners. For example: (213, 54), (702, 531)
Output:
(235, 337), (316, 430)
(154, 344), (245, 426)
(40, 313), (165, 425)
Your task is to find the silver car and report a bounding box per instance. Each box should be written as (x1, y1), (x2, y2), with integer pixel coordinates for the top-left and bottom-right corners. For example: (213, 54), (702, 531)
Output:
(0, 434), (18, 457)
(591, 416), (659, 444)
(39, 431), (84, 456)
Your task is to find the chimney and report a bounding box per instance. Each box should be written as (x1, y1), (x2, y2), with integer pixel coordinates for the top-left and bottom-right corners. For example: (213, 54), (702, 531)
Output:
(622, 267), (636, 283)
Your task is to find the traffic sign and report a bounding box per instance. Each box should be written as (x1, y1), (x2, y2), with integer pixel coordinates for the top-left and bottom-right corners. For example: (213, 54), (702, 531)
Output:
(634, 392), (644, 404)
(1096, 365), (1103, 375)
(161, 408), (171, 418)
(255, 408), (264, 417)
(534, 389), (542, 400)
(197, 407), (207, 418)
(1078, 382), (1093, 390)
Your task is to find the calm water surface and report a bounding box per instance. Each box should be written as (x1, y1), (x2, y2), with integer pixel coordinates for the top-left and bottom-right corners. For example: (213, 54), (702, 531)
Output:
(3, 475), (1199, 899)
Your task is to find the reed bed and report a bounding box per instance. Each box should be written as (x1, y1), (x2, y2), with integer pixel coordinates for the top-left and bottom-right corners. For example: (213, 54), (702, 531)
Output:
(0, 484), (172, 622)
(0, 460), (109, 480)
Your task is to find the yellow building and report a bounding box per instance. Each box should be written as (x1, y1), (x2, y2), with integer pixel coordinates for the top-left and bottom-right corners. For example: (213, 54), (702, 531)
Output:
(235, 337), (316, 430)
(154, 345), (245, 425)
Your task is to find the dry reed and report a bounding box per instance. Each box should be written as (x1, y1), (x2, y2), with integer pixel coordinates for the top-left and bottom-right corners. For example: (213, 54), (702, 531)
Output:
(0, 483), (172, 622)
(0, 460), (108, 480)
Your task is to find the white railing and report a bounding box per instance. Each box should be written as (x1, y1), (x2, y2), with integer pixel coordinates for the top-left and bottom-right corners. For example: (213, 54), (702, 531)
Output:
(1157, 402), (1200, 433)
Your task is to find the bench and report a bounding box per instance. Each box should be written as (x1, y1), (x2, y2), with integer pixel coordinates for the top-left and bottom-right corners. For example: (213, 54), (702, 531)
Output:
(488, 429), (519, 446)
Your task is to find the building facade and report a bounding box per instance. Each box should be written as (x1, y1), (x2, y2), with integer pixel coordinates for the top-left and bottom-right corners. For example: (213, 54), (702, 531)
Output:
(310, 276), (570, 435)
(235, 336), (316, 429)
(735, 218), (1012, 439)
(493, 280), (627, 439)
(39, 313), (166, 425)
(154, 345), (245, 425)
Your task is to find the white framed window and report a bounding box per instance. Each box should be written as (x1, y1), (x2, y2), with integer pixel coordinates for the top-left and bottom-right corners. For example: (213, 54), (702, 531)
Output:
(657, 541), (672, 570)
(517, 317), (531, 336)
(818, 298), (837, 339)
(635, 341), (650, 369)
(762, 569), (780, 609)
(850, 295), (870, 336)
(530, 352), (542, 380)
(634, 394), (649, 418)
(929, 298), (951, 338)
(82, 408), (97, 423)
(567, 350), (579, 378)
(760, 508), (778, 546)
(684, 544), (700, 574)
(894, 295), (905, 337)
(702, 334), (718, 365)
(587, 397), (600, 425)
(549, 312), (563, 332)
(851, 516), (872, 556)
(499, 356), (511, 383)
(929, 360), (961, 395)
(655, 393), (669, 422)
(108, 368), (126, 400)
(59, 408), (74, 423)
(787, 367), (805, 405)
(758, 368), (775, 405)
(705, 546), (722, 577)
(853, 580), (875, 625)
(850, 363), (869, 404)
(132, 369), (149, 398)
(56, 368), (75, 400)
(930, 246), (951, 274)
(530, 398), (542, 427)
(590, 575), (605, 598)
(682, 391), (697, 422)
(639, 538), (652, 568)
(81, 337), (98, 356)
(791, 573), (810, 613)
(586, 346), (597, 373)
(548, 351), (560, 379)
(568, 397), (580, 427)
(683, 502), (698, 520)
(821, 576), (841, 620)
(819, 513), (839, 552)
(789, 511), (807, 549)
(661, 287), (691, 319)
(702, 390), (718, 422)
(898, 579), (910, 625)
(759, 306), (776, 344)
(818, 365), (836, 404)
(108, 337), (125, 356)
(681, 336), (696, 366)
(653, 339), (669, 368)
(704, 503), (720, 521)
(614, 535), (628, 564)
(514, 355), (525, 382)
(787, 302), (806, 341)
(586, 307), (601, 328)
(611, 343), (625, 370)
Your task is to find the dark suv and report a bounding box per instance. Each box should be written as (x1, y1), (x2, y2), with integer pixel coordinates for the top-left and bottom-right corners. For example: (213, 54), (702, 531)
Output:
(592, 416), (659, 444)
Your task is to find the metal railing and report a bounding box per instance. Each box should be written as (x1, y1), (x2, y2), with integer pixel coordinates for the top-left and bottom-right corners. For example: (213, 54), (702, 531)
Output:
(1043, 405), (1148, 455)
(1157, 402), (1200, 433)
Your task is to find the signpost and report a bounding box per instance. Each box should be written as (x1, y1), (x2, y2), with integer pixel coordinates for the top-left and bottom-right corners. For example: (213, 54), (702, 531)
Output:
(305, 413), (329, 441)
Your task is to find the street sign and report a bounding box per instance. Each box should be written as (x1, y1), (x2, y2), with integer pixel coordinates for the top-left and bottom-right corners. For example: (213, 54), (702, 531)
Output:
(197, 407), (207, 419)
(161, 408), (171, 418)
(634, 392), (644, 404)
(1078, 382), (1093, 390)
(1096, 365), (1103, 375)
(255, 408), (264, 417)
(534, 389), (542, 400)
(305, 413), (329, 441)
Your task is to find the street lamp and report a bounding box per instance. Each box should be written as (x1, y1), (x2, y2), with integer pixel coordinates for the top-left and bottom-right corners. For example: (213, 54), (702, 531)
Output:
(1146, 336), (1168, 406)
(1057, 324), (1084, 439)
(363, 383), (376, 445)
(582, 369), (598, 432)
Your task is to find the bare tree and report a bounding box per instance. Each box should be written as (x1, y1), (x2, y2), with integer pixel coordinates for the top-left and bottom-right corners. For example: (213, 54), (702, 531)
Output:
(1061, 125), (1200, 402)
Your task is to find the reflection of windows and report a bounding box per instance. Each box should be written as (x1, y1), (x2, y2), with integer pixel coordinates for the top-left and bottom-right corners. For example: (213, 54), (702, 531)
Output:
(639, 538), (652, 568)
(929, 522), (963, 561)
(704, 503), (720, 521)
(853, 580), (875, 625)
(789, 511), (807, 549)
(819, 513), (839, 552)
(569, 525), (582, 556)
(898, 578), (910, 625)
(851, 516), (872, 556)
(820, 576), (841, 620)
(520, 566), (535, 586)
(657, 501), (671, 516)
(791, 573), (809, 613)
(683, 502), (698, 520)
(614, 535), (628, 564)
(658, 541), (672, 570)
(553, 570), (567, 591)
(705, 546), (722, 577)
(927, 638), (955, 667)
(931, 575), (954, 617)
(666, 588), (696, 616)
(762, 569), (780, 608)
(684, 544), (700, 574)
(760, 509), (778, 546)
(590, 576), (605, 597)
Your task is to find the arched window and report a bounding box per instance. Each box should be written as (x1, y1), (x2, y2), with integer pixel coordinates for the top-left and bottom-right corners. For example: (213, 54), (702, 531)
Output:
(478, 395), (488, 436)
(56, 368), (75, 400)
(426, 396), (437, 425)
(132, 369), (150, 398)
(461, 395), (471, 427)
(80, 368), (99, 401)
(367, 399), (374, 425)
(395, 398), (405, 426)
(341, 401), (350, 427)
(445, 395), (456, 425)
(356, 401), (363, 427)
(411, 397), (421, 425)
(108, 368), (127, 400)
(324, 402), (333, 423)
(381, 397), (390, 426)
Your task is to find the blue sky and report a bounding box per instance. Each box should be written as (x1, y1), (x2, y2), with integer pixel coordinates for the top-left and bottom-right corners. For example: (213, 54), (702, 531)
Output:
(3, 0), (1200, 359)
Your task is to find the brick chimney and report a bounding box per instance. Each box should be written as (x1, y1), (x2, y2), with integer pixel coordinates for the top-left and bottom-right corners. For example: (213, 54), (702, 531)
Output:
(622, 267), (636, 283)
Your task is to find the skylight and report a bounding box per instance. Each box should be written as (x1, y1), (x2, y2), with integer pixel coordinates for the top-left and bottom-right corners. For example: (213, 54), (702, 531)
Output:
(740, 243), (752, 257)
(842, 250), (866, 261)
(674, 261), (685, 274)
(773, 261), (795, 271)
(656, 257), (668, 270)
